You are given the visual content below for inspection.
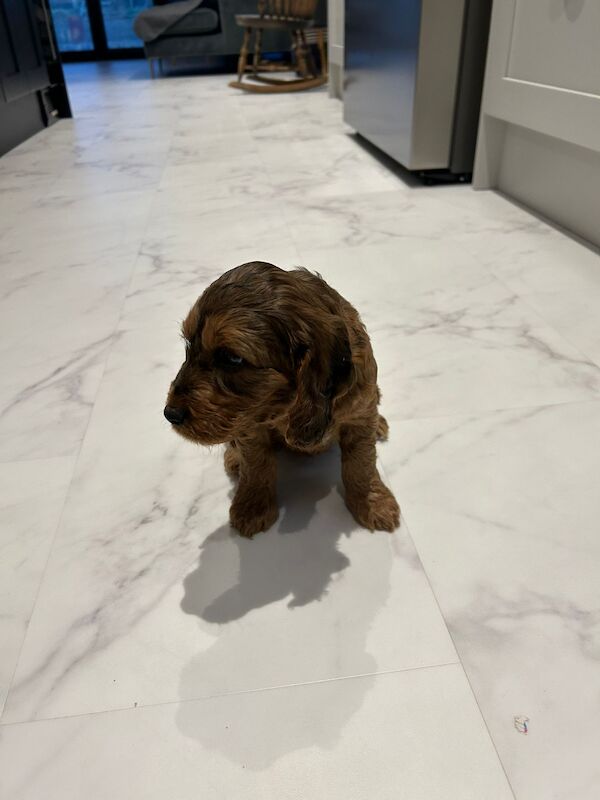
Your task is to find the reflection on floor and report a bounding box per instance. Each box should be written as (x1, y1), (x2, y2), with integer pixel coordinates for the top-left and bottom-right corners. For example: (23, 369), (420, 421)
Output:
(1, 60), (600, 799)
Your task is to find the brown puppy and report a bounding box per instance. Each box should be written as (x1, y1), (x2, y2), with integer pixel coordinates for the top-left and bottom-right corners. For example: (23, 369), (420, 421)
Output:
(164, 262), (400, 538)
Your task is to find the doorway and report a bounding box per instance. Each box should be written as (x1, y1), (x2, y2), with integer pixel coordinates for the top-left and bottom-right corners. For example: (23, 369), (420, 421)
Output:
(47, 0), (151, 59)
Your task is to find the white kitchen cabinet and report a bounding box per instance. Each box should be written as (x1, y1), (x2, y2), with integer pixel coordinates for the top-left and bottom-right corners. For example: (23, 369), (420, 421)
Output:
(328, 0), (344, 98)
(474, 0), (600, 247)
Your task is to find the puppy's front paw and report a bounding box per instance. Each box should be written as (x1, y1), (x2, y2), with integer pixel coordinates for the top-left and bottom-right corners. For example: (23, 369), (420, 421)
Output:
(376, 414), (389, 442)
(346, 481), (400, 532)
(230, 490), (278, 538)
(223, 443), (240, 479)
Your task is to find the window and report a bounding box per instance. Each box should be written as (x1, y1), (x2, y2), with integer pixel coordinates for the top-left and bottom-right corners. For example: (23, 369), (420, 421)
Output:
(48, 0), (94, 52)
(101, 0), (152, 49)
(48, 0), (153, 55)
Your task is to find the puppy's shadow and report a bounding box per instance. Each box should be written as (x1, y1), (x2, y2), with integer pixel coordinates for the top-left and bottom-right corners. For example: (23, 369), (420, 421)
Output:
(177, 447), (393, 769)
(181, 448), (351, 623)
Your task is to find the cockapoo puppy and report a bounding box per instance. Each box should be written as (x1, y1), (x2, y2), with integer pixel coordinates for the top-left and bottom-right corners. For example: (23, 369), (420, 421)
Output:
(164, 261), (400, 538)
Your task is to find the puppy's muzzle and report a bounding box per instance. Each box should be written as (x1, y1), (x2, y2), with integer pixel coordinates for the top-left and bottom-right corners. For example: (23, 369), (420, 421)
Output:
(164, 405), (187, 426)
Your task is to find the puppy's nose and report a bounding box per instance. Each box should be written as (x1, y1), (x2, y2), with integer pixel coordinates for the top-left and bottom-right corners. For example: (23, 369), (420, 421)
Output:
(164, 405), (187, 425)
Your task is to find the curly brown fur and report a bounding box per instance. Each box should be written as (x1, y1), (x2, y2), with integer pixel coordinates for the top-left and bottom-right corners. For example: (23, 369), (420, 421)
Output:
(164, 262), (400, 537)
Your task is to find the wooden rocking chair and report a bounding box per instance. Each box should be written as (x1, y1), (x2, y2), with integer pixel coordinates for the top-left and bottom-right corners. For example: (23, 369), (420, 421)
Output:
(229, 1), (327, 93)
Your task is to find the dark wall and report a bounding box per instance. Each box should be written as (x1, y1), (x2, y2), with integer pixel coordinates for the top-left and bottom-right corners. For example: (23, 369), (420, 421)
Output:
(0, 0), (62, 156)
(0, 90), (45, 156)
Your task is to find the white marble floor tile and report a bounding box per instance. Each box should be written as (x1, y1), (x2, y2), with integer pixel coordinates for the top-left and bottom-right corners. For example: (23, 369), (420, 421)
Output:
(120, 198), (302, 331)
(259, 133), (407, 199)
(66, 116), (175, 147)
(169, 129), (260, 165)
(298, 240), (600, 418)
(37, 118), (113, 149)
(138, 198), (300, 267)
(282, 185), (543, 252)
(1, 235), (141, 283)
(0, 180), (56, 240)
(177, 98), (252, 134)
(0, 457), (75, 715)
(0, 137), (79, 178)
(2, 325), (456, 723)
(48, 160), (166, 197)
(0, 665), (512, 800)
(461, 225), (600, 368)
(0, 246), (140, 461)
(241, 91), (351, 142)
(512, 289), (600, 371)
(90, 125), (174, 149)
(76, 135), (173, 165)
(77, 90), (178, 111)
(120, 241), (302, 332)
(0, 129), (77, 234)
(381, 401), (600, 800)
(1, 188), (154, 251)
(0, 342), (104, 462)
(0, 248), (137, 364)
(155, 157), (277, 214)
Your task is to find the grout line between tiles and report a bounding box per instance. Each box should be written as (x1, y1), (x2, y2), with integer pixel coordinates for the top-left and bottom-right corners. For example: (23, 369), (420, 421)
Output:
(376, 492), (518, 800)
(380, 396), (600, 432)
(457, 216), (600, 376)
(0, 660), (460, 729)
(0, 131), (173, 722)
(484, 266), (600, 376)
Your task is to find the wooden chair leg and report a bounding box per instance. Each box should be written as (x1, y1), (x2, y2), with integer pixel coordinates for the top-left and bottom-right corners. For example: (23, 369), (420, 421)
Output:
(237, 27), (251, 82)
(294, 30), (309, 78)
(300, 29), (318, 78)
(291, 37), (298, 73)
(316, 29), (327, 76)
(253, 28), (263, 74)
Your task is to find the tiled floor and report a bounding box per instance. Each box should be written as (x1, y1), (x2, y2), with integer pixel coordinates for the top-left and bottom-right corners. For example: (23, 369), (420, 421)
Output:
(1, 61), (600, 799)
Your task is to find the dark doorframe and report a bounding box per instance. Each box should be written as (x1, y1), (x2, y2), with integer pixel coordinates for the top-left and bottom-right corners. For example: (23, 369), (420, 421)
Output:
(86, 0), (108, 53)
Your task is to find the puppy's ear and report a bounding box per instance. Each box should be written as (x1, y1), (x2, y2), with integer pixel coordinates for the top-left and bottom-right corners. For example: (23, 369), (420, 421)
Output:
(286, 321), (353, 448)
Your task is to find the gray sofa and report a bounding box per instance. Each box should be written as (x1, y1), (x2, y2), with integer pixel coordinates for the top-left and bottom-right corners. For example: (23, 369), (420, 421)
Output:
(137, 0), (295, 76)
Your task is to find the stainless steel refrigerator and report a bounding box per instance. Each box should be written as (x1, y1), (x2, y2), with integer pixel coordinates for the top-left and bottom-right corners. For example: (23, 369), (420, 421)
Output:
(344, 0), (492, 179)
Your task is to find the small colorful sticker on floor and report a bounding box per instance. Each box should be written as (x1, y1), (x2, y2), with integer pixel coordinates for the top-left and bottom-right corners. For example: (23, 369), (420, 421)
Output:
(514, 715), (530, 735)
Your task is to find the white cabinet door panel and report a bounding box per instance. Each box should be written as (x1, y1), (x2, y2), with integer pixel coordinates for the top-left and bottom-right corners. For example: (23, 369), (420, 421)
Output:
(474, 0), (600, 246)
(477, 0), (600, 156)
(507, 0), (600, 95)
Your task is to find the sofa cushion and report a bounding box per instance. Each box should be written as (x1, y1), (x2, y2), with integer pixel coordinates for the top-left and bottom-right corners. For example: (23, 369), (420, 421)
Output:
(165, 8), (219, 35)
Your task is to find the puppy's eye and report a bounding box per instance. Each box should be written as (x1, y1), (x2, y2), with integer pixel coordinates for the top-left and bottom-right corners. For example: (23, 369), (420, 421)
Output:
(214, 348), (245, 369)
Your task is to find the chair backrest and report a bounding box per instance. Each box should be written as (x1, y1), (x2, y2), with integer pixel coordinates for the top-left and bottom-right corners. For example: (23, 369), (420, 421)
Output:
(258, 0), (319, 20)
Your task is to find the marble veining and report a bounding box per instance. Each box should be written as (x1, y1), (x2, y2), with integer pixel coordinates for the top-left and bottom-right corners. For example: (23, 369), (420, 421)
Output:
(383, 402), (600, 800)
(0, 325), (457, 723)
(0, 666), (513, 800)
(0, 457), (75, 716)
